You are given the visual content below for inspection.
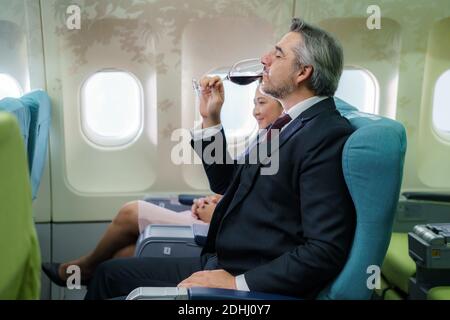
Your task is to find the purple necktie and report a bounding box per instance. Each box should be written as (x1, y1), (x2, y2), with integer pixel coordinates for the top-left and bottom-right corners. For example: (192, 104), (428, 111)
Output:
(266, 113), (292, 141)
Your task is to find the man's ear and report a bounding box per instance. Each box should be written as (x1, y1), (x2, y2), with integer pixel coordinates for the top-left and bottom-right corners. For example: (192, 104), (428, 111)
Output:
(295, 65), (313, 85)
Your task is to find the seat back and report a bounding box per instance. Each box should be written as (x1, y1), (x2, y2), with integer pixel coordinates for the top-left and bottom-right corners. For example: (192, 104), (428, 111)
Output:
(0, 112), (41, 299)
(317, 98), (407, 300)
(20, 90), (51, 200)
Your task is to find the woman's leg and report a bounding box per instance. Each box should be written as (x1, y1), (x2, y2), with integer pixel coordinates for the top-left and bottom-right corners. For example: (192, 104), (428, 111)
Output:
(113, 244), (136, 258)
(58, 201), (141, 281)
(58, 200), (206, 281)
(111, 201), (207, 258)
(137, 201), (207, 233)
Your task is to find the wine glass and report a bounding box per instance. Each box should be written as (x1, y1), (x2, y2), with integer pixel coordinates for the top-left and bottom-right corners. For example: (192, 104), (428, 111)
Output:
(192, 58), (263, 95)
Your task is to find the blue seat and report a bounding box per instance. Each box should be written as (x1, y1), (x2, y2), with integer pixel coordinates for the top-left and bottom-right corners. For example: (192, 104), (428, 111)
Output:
(20, 90), (51, 200)
(129, 98), (407, 300)
(0, 90), (51, 200)
(316, 98), (407, 299)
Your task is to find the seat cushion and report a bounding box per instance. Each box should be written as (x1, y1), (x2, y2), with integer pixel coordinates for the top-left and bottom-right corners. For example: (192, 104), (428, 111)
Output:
(384, 287), (404, 300)
(427, 287), (450, 300)
(374, 275), (390, 298)
(374, 275), (405, 300)
(382, 232), (416, 293)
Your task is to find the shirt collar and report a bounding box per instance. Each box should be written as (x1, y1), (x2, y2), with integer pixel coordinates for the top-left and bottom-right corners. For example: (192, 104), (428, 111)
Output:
(284, 96), (329, 121)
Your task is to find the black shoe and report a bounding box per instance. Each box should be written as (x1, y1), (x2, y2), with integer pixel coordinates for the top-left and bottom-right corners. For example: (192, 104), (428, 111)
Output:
(42, 263), (66, 287)
(42, 262), (91, 287)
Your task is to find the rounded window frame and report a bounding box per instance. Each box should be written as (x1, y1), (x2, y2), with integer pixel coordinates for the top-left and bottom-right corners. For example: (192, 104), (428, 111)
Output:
(431, 69), (450, 142)
(335, 66), (379, 114)
(79, 69), (144, 149)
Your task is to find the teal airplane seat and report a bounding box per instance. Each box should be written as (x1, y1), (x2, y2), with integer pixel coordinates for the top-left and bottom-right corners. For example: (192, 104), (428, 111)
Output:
(0, 112), (41, 299)
(317, 98), (407, 299)
(20, 90), (51, 200)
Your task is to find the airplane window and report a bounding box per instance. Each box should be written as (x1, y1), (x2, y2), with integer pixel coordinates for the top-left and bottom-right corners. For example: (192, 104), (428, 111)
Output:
(0, 73), (22, 99)
(81, 70), (143, 147)
(335, 68), (378, 114)
(432, 70), (450, 135)
(216, 75), (259, 144)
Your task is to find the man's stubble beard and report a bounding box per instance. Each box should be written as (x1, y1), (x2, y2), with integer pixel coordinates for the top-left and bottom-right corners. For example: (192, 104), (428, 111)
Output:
(261, 73), (297, 100)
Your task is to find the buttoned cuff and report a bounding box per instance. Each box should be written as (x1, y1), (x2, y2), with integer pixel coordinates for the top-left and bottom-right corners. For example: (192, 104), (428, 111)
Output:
(235, 274), (250, 291)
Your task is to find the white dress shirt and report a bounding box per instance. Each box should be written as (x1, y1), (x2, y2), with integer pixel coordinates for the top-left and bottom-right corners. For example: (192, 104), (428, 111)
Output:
(191, 95), (328, 291)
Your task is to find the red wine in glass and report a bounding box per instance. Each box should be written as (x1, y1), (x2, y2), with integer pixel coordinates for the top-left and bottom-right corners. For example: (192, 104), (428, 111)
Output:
(192, 58), (263, 94)
(227, 58), (263, 85)
(228, 74), (263, 85)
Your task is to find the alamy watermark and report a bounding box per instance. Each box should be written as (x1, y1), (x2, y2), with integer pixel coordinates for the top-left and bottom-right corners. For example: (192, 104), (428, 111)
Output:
(366, 5), (381, 30)
(66, 265), (81, 290)
(66, 4), (381, 31)
(170, 128), (280, 176)
(366, 265), (381, 290)
(66, 5), (81, 30)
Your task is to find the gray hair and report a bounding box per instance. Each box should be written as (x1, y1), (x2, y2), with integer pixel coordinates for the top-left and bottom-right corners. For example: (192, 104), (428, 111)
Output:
(290, 18), (343, 96)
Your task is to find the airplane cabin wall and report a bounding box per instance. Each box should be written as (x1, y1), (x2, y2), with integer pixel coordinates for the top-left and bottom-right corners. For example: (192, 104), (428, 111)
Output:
(0, 1), (449, 232)
(295, 0), (450, 194)
(418, 18), (450, 188)
(0, 0), (51, 223)
(40, 0), (293, 222)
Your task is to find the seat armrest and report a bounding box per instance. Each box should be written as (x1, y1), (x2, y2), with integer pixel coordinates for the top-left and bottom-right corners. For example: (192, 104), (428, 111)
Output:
(192, 223), (209, 246)
(188, 287), (299, 300)
(178, 194), (206, 205)
(135, 225), (201, 258)
(126, 287), (299, 300)
(126, 287), (189, 300)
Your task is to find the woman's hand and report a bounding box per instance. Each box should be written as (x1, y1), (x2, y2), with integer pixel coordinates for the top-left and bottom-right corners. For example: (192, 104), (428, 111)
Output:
(209, 194), (222, 204)
(195, 200), (216, 223)
(191, 196), (208, 219)
(191, 194), (222, 222)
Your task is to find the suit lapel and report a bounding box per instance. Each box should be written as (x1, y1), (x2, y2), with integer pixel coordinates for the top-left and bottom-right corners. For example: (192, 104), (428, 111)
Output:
(222, 97), (336, 218)
(260, 115), (305, 161)
(221, 118), (305, 217)
(258, 97), (336, 164)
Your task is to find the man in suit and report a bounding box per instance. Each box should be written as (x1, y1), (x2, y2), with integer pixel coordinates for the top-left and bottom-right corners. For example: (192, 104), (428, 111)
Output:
(84, 18), (355, 300)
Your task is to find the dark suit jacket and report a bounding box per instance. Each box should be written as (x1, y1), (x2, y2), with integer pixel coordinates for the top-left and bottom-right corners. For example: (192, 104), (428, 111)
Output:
(191, 97), (356, 299)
